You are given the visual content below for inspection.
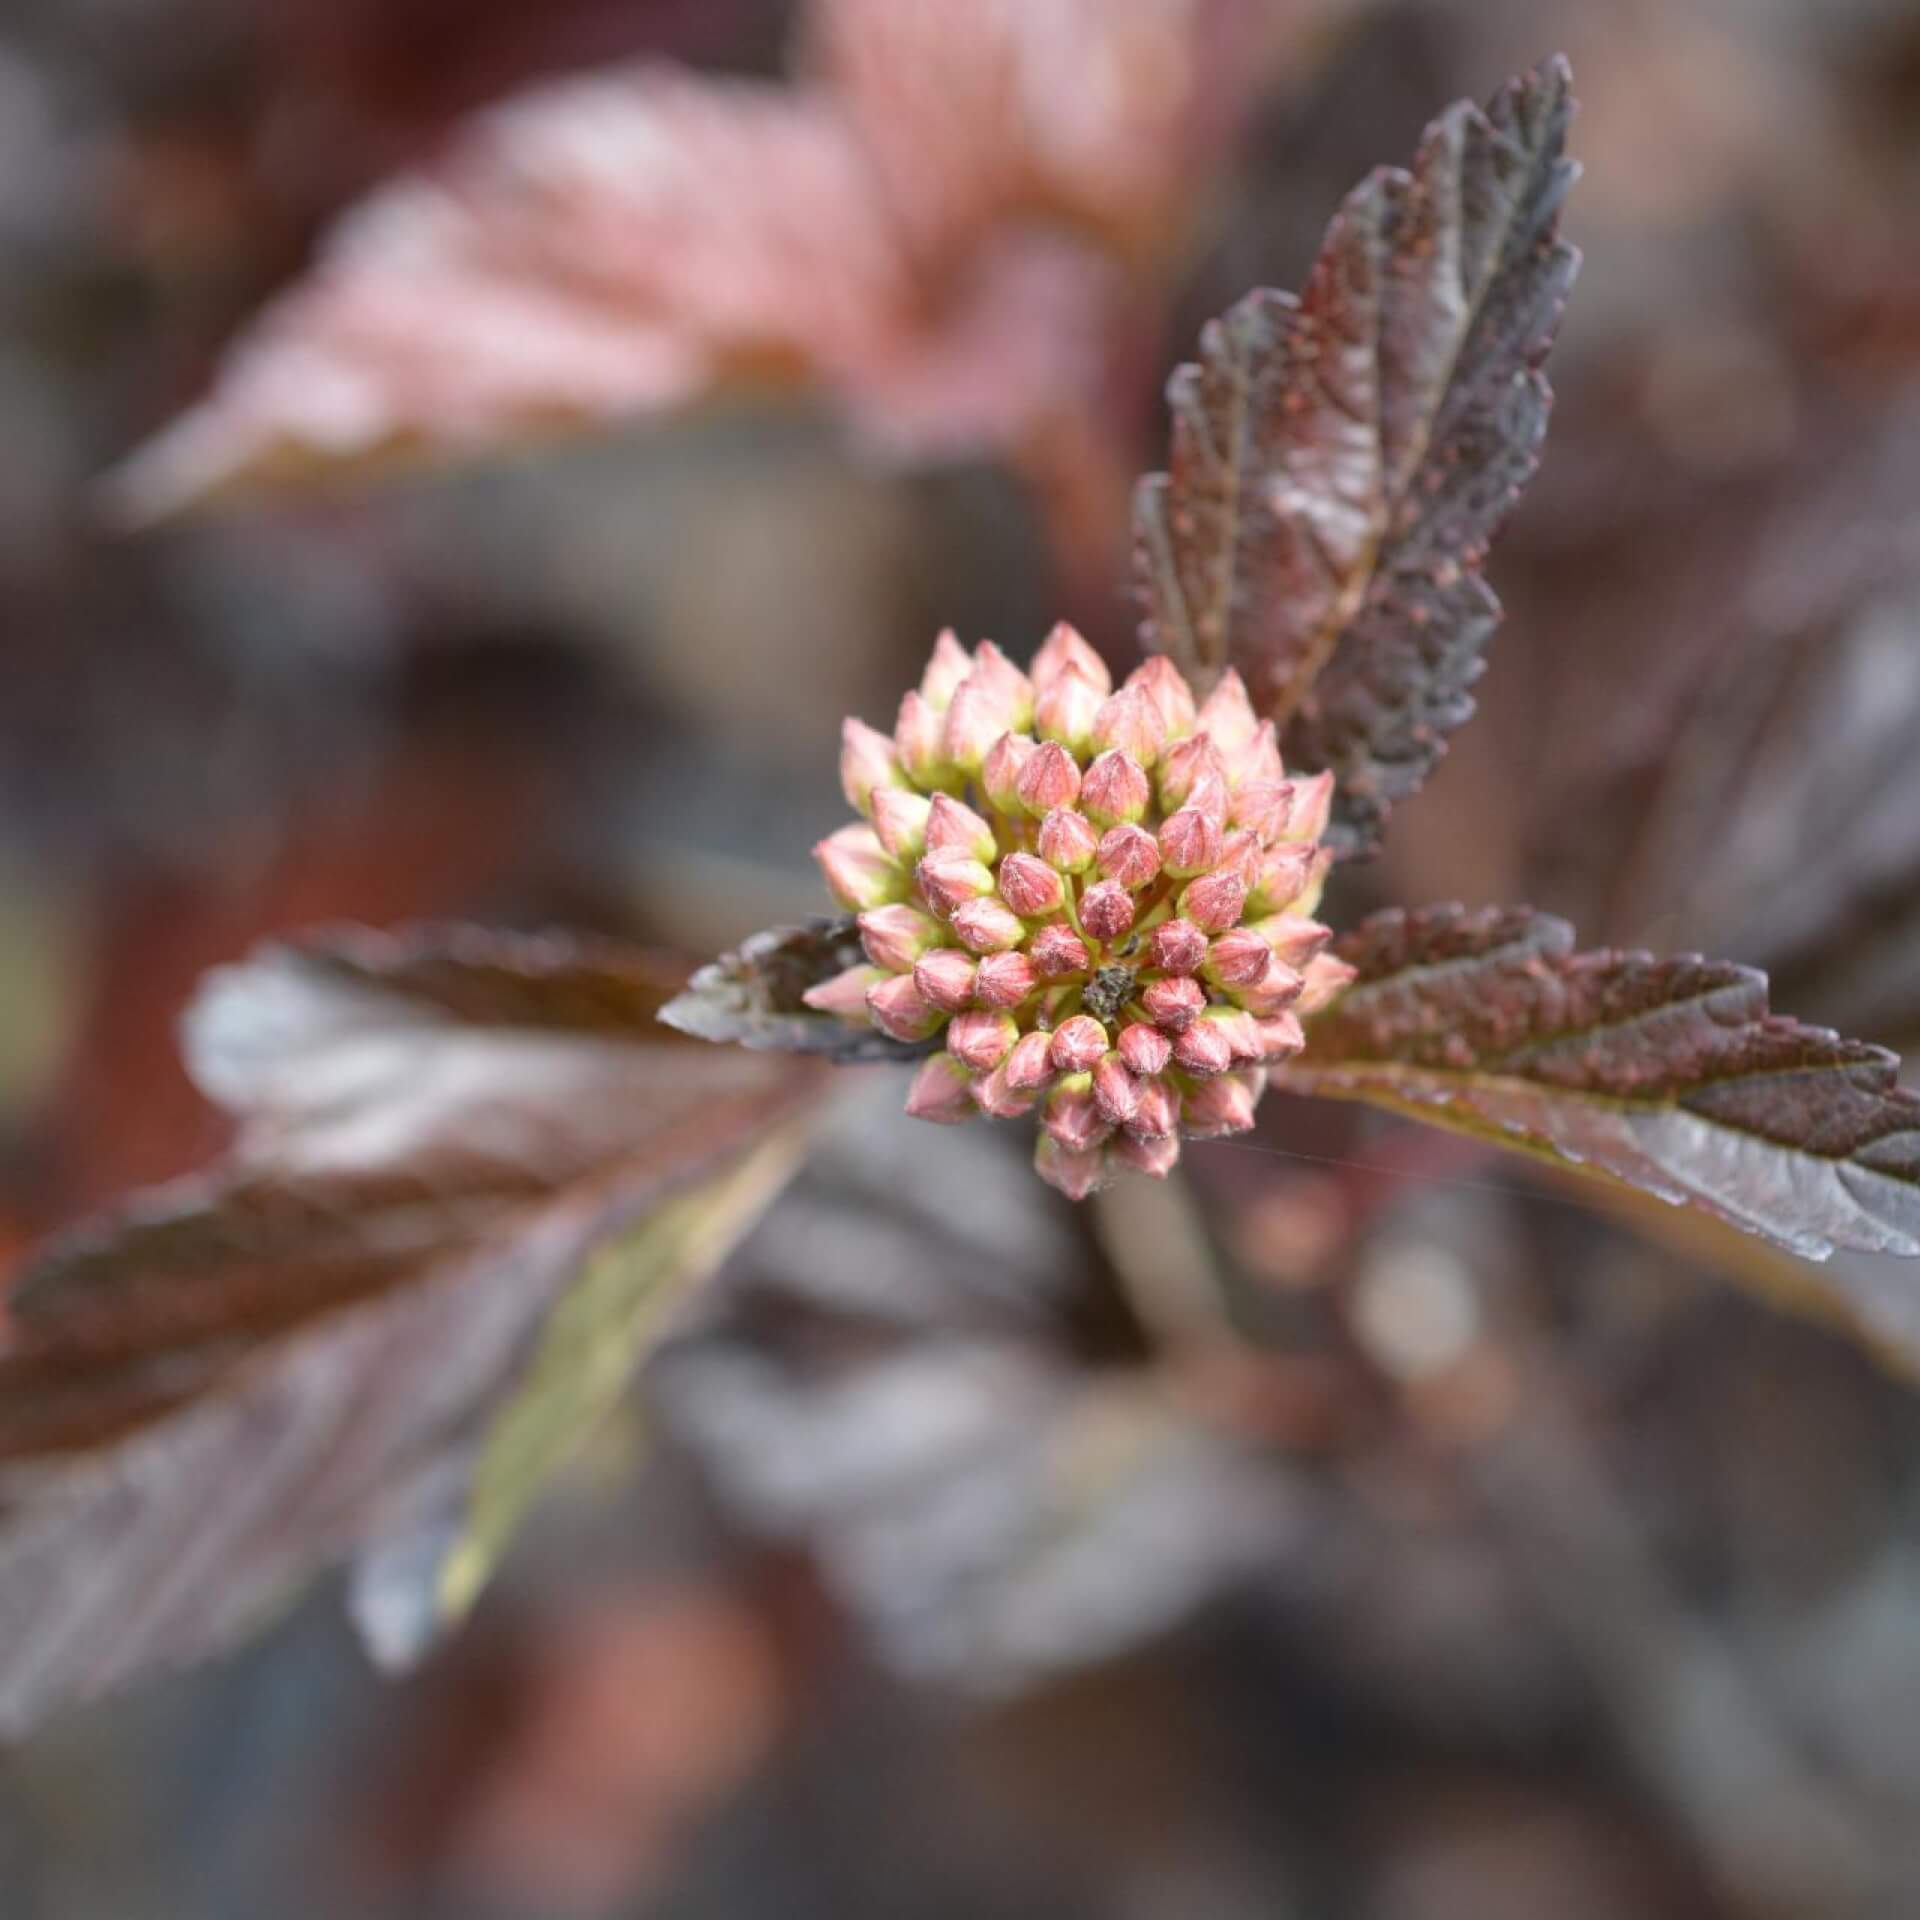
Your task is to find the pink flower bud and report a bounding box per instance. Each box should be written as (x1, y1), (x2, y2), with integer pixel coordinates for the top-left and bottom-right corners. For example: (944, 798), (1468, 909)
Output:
(1231, 780), (1294, 843)
(1182, 1073), (1258, 1137)
(1296, 952), (1358, 1015)
(919, 629), (972, 709)
(1215, 830), (1261, 884)
(1212, 1006), (1264, 1061)
(1180, 869), (1248, 934)
(871, 786), (934, 857)
(894, 690), (947, 786)
(1157, 735), (1231, 820)
(867, 972), (944, 1042)
(802, 963), (886, 1021)
(1044, 1079), (1112, 1154)
(1092, 1053), (1142, 1125)
(1142, 974), (1206, 1031)
(970, 641), (1034, 726)
(1250, 913), (1332, 970)
(1127, 1078), (1179, 1140)
(980, 731), (1037, 813)
(948, 1009), (1019, 1072)
(1159, 807), (1222, 879)
(1037, 806), (1099, 873)
(1118, 1023), (1173, 1077)
(1034, 670), (1104, 754)
(943, 678), (1014, 774)
(859, 903), (942, 972)
(1224, 720), (1284, 792)
(1293, 847), (1333, 918)
(1049, 1015), (1109, 1075)
(1195, 669), (1258, 759)
(1112, 1133), (1180, 1178)
(1080, 879), (1136, 943)
(815, 824), (904, 910)
(1097, 824), (1161, 890)
(975, 950), (1040, 1006)
(1003, 1028), (1057, 1092)
(1081, 750), (1151, 826)
(1034, 1135), (1110, 1200)
(1277, 769), (1334, 843)
(951, 897), (1027, 953)
(925, 792), (997, 861)
(1172, 1017), (1234, 1075)
(905, 1053), (976, 1124)
(1247, 843), (1320, 915)
(1123, 656), (1197, 737)
(1030, 621), (1111, 694)
(913, 946), (979, 1011)
(1148, 919), (1208, 976)
(1236, 959), (1304, 1016)
(998, 851), (1064, 917)
(841, 718), (905, 815)
(973, 1057), (1041, 1118)
(1030, 924), (1092, 977)
(917, 852), (995, 915)
(1091, 687), (1166, 768)
(1253, 1012), (1307, 1060)
(1016, 741), (1082, 815)
(1203, 927), (1271, 987)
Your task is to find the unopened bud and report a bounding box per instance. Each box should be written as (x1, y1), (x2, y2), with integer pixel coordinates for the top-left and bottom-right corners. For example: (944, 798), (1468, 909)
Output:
(1159, 808), (1222, 878)
(1003, 1028), (1057, 1092)
(1182, 1072), (1258, 1136)
(948, 1009), (1018, 1072)
(1247, 843), (1320, 915)
(872, 786), (934, 857)
(1212, 1006), (1264, 1060)
(841, 718), (905, 815)
(1112, 1132), (1180, 1178)
(1292, 847), (1333, 918)
(859, 903), (942, 972)
(1118, 1022), (1172, 1077)
(1204, 927), (1271, 987)
(1081, 750), (1151, 826)
(1250, 912), (1332, 970)
(1031, 622), (1111, 695)
(1124, 656), (1197, 737)
(1231, 780), (1295, 843)
(969, 641), (1034, 727)
(802, 963), (886, 1021)
(1180, 869), (1248, 933)
(1253, 1012), (1307, 1060)
(1044, 1077), (1112, 1154)
(1295, 951), (1358, 1015)
(1172, 1016), (1234, 1076)
(1158, 735), (1231, 821)
(917, 852), (995, 915)
(1097, 824), (1160, 890)
(1016, 741), (1082, 815)
(1034, 670), (1104, 753)
(1224, 720), (1284, 791)
(1037, 806), (1099, 873)
(1278, 769), (1334, 842)
(998, 851), (1064, 917)
(867, 972), (944, 1042)
(895, 690), (947, 786)
(1237, 958), (1304, 1016)
(1035, 1135), (1110, 1200)
(974, 1057), (1041, 1118)
(905, 1053), (975, 1124)
(975, 949), (1039, 1006)
(913, 946), (979, 1011)
(1141, 974), (1206, 1031)
(1049, 1015), (1109, 1075)
(1127, 1078), (1179, 1140)
(1195, 669), (1258, 759)
(944, 678), (1014, 774)
(919, 629), (972, 709)
(980, 732), (1037, 813)
(1091, 687), (1166, 768)
(1092, 1053), (1142, 1125)
(951, 897), (1027, 953)
(1080, 879), (1136, 942)
(815, 824), (903, 910)
(925, 792), (997, 861)
(1215, 830), (1261, 884)
(1030, 924), (1092, 977)
(1148, 919), (1208, 976)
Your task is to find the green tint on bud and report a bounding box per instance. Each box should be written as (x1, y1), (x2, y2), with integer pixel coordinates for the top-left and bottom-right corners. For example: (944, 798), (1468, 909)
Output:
(858, 903), (942, 972)
(1081, 750), (1150, 826)
(998, 851), (1064, 918)
(867, 972), (944, 1042)
(802, 963), (886, 1021)
(894, 690), (948, 788)
(905, 1053), (976, 1124)
(1016, 741), (1082, 815)
(872, 786), (933, 858)
(1091, 687), (1166, 769)
(1037, 806), (1099, 873)
(925, 792), (997, 862)
(980, 731), (1037, 813)
(1031, 621), (1111, 695)
(1034, 670), (1104, 754)
(1123, 656), (1197, 737)
(815, 824), (904, 911)
(920, 629), (972, 709)
(841, 718), (905, 815)
(951, 897), (1026, 953)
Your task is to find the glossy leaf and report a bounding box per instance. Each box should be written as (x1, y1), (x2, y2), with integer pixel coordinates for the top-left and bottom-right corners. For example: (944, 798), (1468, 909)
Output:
(1276, 906), (1920, 1263)
(1135, 58), (1579, 857)
(0, 926), (823, 1735)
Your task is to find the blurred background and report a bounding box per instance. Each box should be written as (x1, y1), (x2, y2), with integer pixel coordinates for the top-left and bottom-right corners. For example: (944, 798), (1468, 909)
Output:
(4, 0), (1920, 1914)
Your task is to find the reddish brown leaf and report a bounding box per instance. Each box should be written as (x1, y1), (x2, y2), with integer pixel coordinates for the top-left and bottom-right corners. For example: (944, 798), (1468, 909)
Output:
(1135, 58), (1580, 857)
(0, 926), (824, 1735)
(1277, 905), (1920, 1266)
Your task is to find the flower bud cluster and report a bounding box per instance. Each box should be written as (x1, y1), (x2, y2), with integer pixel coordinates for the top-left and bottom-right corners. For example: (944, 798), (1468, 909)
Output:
(806, 626), (1353, 1199)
